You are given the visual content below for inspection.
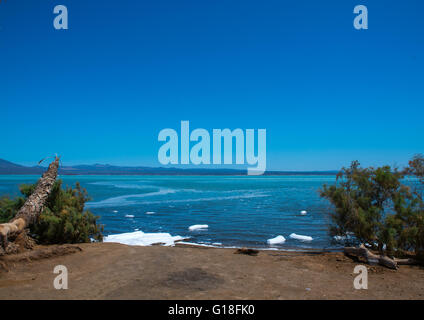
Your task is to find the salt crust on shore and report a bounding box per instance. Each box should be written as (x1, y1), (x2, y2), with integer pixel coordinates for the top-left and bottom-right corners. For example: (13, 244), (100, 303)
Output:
(104, 231), (184, 246)
(103, 229), (313, 247)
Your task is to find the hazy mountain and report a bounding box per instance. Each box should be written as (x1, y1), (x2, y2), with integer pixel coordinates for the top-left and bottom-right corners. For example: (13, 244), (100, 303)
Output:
(0, 159), (337, 176)
(0, 159), (45, 174)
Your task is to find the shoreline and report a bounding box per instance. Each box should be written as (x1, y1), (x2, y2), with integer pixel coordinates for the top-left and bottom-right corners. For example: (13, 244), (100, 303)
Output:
(102, 231), (341, 252)
(1, 242), (423, 300)
(174, 241), (343, 253)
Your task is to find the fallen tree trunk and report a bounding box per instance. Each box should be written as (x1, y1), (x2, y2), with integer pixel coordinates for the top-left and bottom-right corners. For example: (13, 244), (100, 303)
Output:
(344, 244), (399, 270)
(394, 258), (417, 265)
(344, 244), (419, 269)
(0, 157), (59, 254)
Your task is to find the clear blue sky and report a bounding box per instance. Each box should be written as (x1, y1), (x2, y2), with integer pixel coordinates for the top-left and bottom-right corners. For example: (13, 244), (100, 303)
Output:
(1, 0), (423, 170)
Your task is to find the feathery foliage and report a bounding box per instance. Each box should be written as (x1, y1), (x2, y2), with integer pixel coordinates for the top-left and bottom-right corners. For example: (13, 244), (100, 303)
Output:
(0, 180), (103, 244)
(320, 155), (424, 258)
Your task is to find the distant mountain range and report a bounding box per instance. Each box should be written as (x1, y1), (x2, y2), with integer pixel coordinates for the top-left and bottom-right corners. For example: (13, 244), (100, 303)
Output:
(0, 159), (337, 176)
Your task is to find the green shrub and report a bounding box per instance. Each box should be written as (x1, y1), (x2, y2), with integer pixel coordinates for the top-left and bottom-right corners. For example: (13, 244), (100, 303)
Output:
(0, 196), (25, 223)
(320, 156), (424, 257)
(0, 180), (103, 244)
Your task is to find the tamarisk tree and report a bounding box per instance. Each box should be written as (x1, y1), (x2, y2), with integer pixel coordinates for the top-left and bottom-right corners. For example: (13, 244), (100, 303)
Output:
(320, 156), (424, 269)
(0, 157), (59, 254)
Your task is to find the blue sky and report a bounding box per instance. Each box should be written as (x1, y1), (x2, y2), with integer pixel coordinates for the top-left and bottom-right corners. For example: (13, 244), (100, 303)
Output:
(0, 0), (423, 171)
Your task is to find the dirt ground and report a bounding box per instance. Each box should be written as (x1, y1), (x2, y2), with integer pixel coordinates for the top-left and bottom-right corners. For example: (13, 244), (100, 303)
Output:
(0, 242), (423, 299)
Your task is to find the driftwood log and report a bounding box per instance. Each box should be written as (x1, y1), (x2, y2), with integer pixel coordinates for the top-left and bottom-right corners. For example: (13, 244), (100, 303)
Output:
(344, 244), (417, 270)
(0, 157), (59, 255)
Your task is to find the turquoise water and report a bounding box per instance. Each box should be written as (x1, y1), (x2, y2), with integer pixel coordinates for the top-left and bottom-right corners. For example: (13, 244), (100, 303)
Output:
(0, 175), (339, 250)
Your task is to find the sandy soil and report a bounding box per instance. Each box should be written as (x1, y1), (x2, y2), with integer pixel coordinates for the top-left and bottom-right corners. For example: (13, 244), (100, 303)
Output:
(0, 242), (423, 300)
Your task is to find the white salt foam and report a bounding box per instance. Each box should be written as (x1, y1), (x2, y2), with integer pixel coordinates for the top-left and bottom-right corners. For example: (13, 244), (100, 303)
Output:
(289, 233), (313, 241)
(104, 231), (184, 246)
(267, 235), (286, 245)
(188, 224), (209, 231)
